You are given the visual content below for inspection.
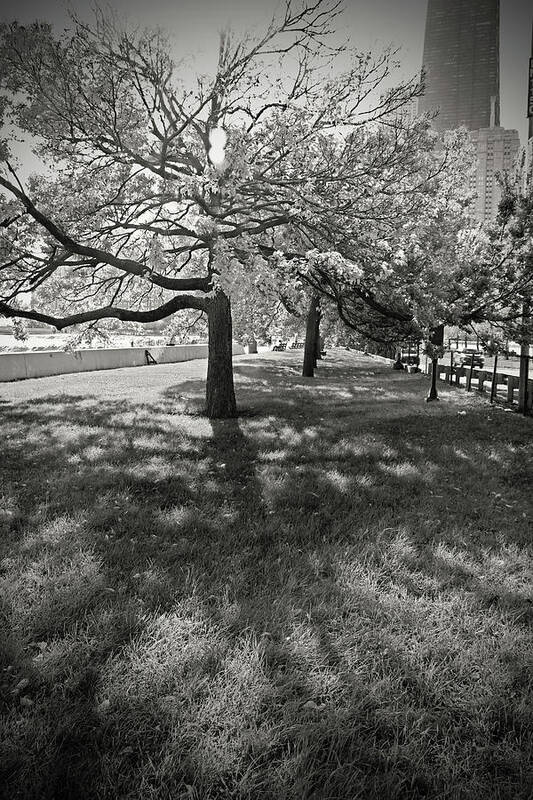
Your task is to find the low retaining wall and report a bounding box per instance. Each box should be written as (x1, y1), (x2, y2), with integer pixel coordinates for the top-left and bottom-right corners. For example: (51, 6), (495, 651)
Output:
(356, 350), (395, 366)
(0, 343), (244, 383)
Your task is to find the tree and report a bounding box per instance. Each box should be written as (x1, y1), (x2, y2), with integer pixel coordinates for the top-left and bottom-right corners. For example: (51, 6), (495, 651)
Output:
(301, 292), (321, 376)
(348, 178), (532, 404)
(491, 182), (533, 413)
(295, 129), (473, 320)
(283, 125), (528, 399)
(257, 126), (479, 382)
(0, 2), (426, 417)
(224, 256), (305, 347)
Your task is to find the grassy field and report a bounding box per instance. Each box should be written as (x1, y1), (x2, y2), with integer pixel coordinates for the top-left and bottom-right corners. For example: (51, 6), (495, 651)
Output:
(1, 350), (532, 800)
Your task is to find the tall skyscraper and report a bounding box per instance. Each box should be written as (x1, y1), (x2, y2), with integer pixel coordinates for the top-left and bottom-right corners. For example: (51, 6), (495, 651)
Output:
(418, 0), (521, 223)
(418, 0), (500, 133)
(470, 125), (520, 221)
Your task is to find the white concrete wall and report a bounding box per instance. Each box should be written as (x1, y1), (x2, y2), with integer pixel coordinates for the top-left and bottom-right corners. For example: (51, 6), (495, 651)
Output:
(0, 343), (244, 382)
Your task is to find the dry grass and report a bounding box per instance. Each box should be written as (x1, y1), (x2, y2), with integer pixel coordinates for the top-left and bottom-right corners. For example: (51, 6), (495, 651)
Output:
(1, 350), (532, 799)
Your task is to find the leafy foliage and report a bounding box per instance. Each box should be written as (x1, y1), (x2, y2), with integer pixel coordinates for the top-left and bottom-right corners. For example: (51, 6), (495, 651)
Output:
(0, 1), (426, 335)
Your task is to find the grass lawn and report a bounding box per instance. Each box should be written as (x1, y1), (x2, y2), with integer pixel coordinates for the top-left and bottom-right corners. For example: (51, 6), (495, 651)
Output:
(1, 350), (532, 800)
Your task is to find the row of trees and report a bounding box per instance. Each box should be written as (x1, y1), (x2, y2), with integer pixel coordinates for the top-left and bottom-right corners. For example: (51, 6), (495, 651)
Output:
(0, 1), (531, 416)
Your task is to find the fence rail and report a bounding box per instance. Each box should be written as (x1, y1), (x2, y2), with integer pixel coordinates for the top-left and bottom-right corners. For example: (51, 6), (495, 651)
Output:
(423, 362), (533, 410)
(361, 350), (532, 411)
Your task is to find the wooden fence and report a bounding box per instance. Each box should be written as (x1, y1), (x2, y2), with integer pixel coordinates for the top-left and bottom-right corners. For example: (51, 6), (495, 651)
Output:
(422, 361), (533, 411)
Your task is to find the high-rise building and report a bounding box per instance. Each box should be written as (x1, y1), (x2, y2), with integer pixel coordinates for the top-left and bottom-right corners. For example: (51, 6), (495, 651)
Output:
(418, 0), (500, 133)
(470, 125), (520, 222)
(516, 137), (533, 194)
(419, 0), (521, 222)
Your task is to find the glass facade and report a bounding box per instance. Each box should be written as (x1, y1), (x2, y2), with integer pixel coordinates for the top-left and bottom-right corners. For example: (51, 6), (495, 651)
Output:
(418, 0), (500, 132)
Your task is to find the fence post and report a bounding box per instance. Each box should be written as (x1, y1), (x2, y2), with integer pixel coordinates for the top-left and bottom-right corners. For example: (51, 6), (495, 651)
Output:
(490, 353), (499, 404)
(466, 360), (474, 391)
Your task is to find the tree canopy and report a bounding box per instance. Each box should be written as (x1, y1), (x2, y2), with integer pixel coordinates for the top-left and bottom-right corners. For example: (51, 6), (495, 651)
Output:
(0, 0), (433, 414)
(1, 1), (526, 415)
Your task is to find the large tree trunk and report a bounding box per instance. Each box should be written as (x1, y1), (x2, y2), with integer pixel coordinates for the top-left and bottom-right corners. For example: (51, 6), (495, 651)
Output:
(206, 289), (237, 418)
(303, 294), (320, 377)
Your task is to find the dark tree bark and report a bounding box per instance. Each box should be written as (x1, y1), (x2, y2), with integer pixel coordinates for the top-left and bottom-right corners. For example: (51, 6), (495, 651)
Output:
(426, 324), (444, 402)
(393, 347), (404, 369)
(517, 299), (530, 415)
(206, 289), (237, 418)
(426, 358), (439, 402)
(303, 294), (320, 377)
(314, 305), (322, 364)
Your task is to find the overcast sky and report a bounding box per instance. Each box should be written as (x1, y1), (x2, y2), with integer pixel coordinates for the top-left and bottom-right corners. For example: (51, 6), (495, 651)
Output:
(1, 0), (532, 142)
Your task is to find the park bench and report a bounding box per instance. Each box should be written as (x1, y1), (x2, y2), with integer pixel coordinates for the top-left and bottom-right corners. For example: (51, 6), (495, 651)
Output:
(272, 341), (287, 351)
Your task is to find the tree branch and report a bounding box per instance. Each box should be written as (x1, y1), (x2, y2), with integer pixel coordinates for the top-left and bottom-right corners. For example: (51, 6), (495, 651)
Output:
(0, 293), (207, 330)
(0, 171), (211, 292)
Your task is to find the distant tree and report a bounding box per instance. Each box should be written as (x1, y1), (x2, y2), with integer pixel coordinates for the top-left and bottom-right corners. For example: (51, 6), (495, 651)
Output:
(253, 126), (477, 380)
(162, 309), (208, 346)
(0, 2), (426, 416)
(490, 181), (533, 411)
(223, 257), (305, 346)
(474, 181), (533, 340)
(11, 317), (28, 341)
(311, 151), (533, 400)
(291, 129), (474, 330)
(294, 132), (524, 353)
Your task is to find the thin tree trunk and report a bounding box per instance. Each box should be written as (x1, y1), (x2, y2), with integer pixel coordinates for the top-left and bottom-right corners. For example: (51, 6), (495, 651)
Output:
(246, 336), (257, 354)
(490, 352), (499, 404)
(303, 294), (320, 377)
(314, 306), (322, 364)
(518, 299), (530, 415)
(426, 358), (439, 401)
(206, 289), (237, 418)
(466, 357), (475, 391)
(393, 347), (404, 370)
(426, 324), (444, 402)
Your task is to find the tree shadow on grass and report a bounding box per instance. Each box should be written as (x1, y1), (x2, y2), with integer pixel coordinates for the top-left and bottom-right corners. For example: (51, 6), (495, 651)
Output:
(0, 354), (532, 798)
